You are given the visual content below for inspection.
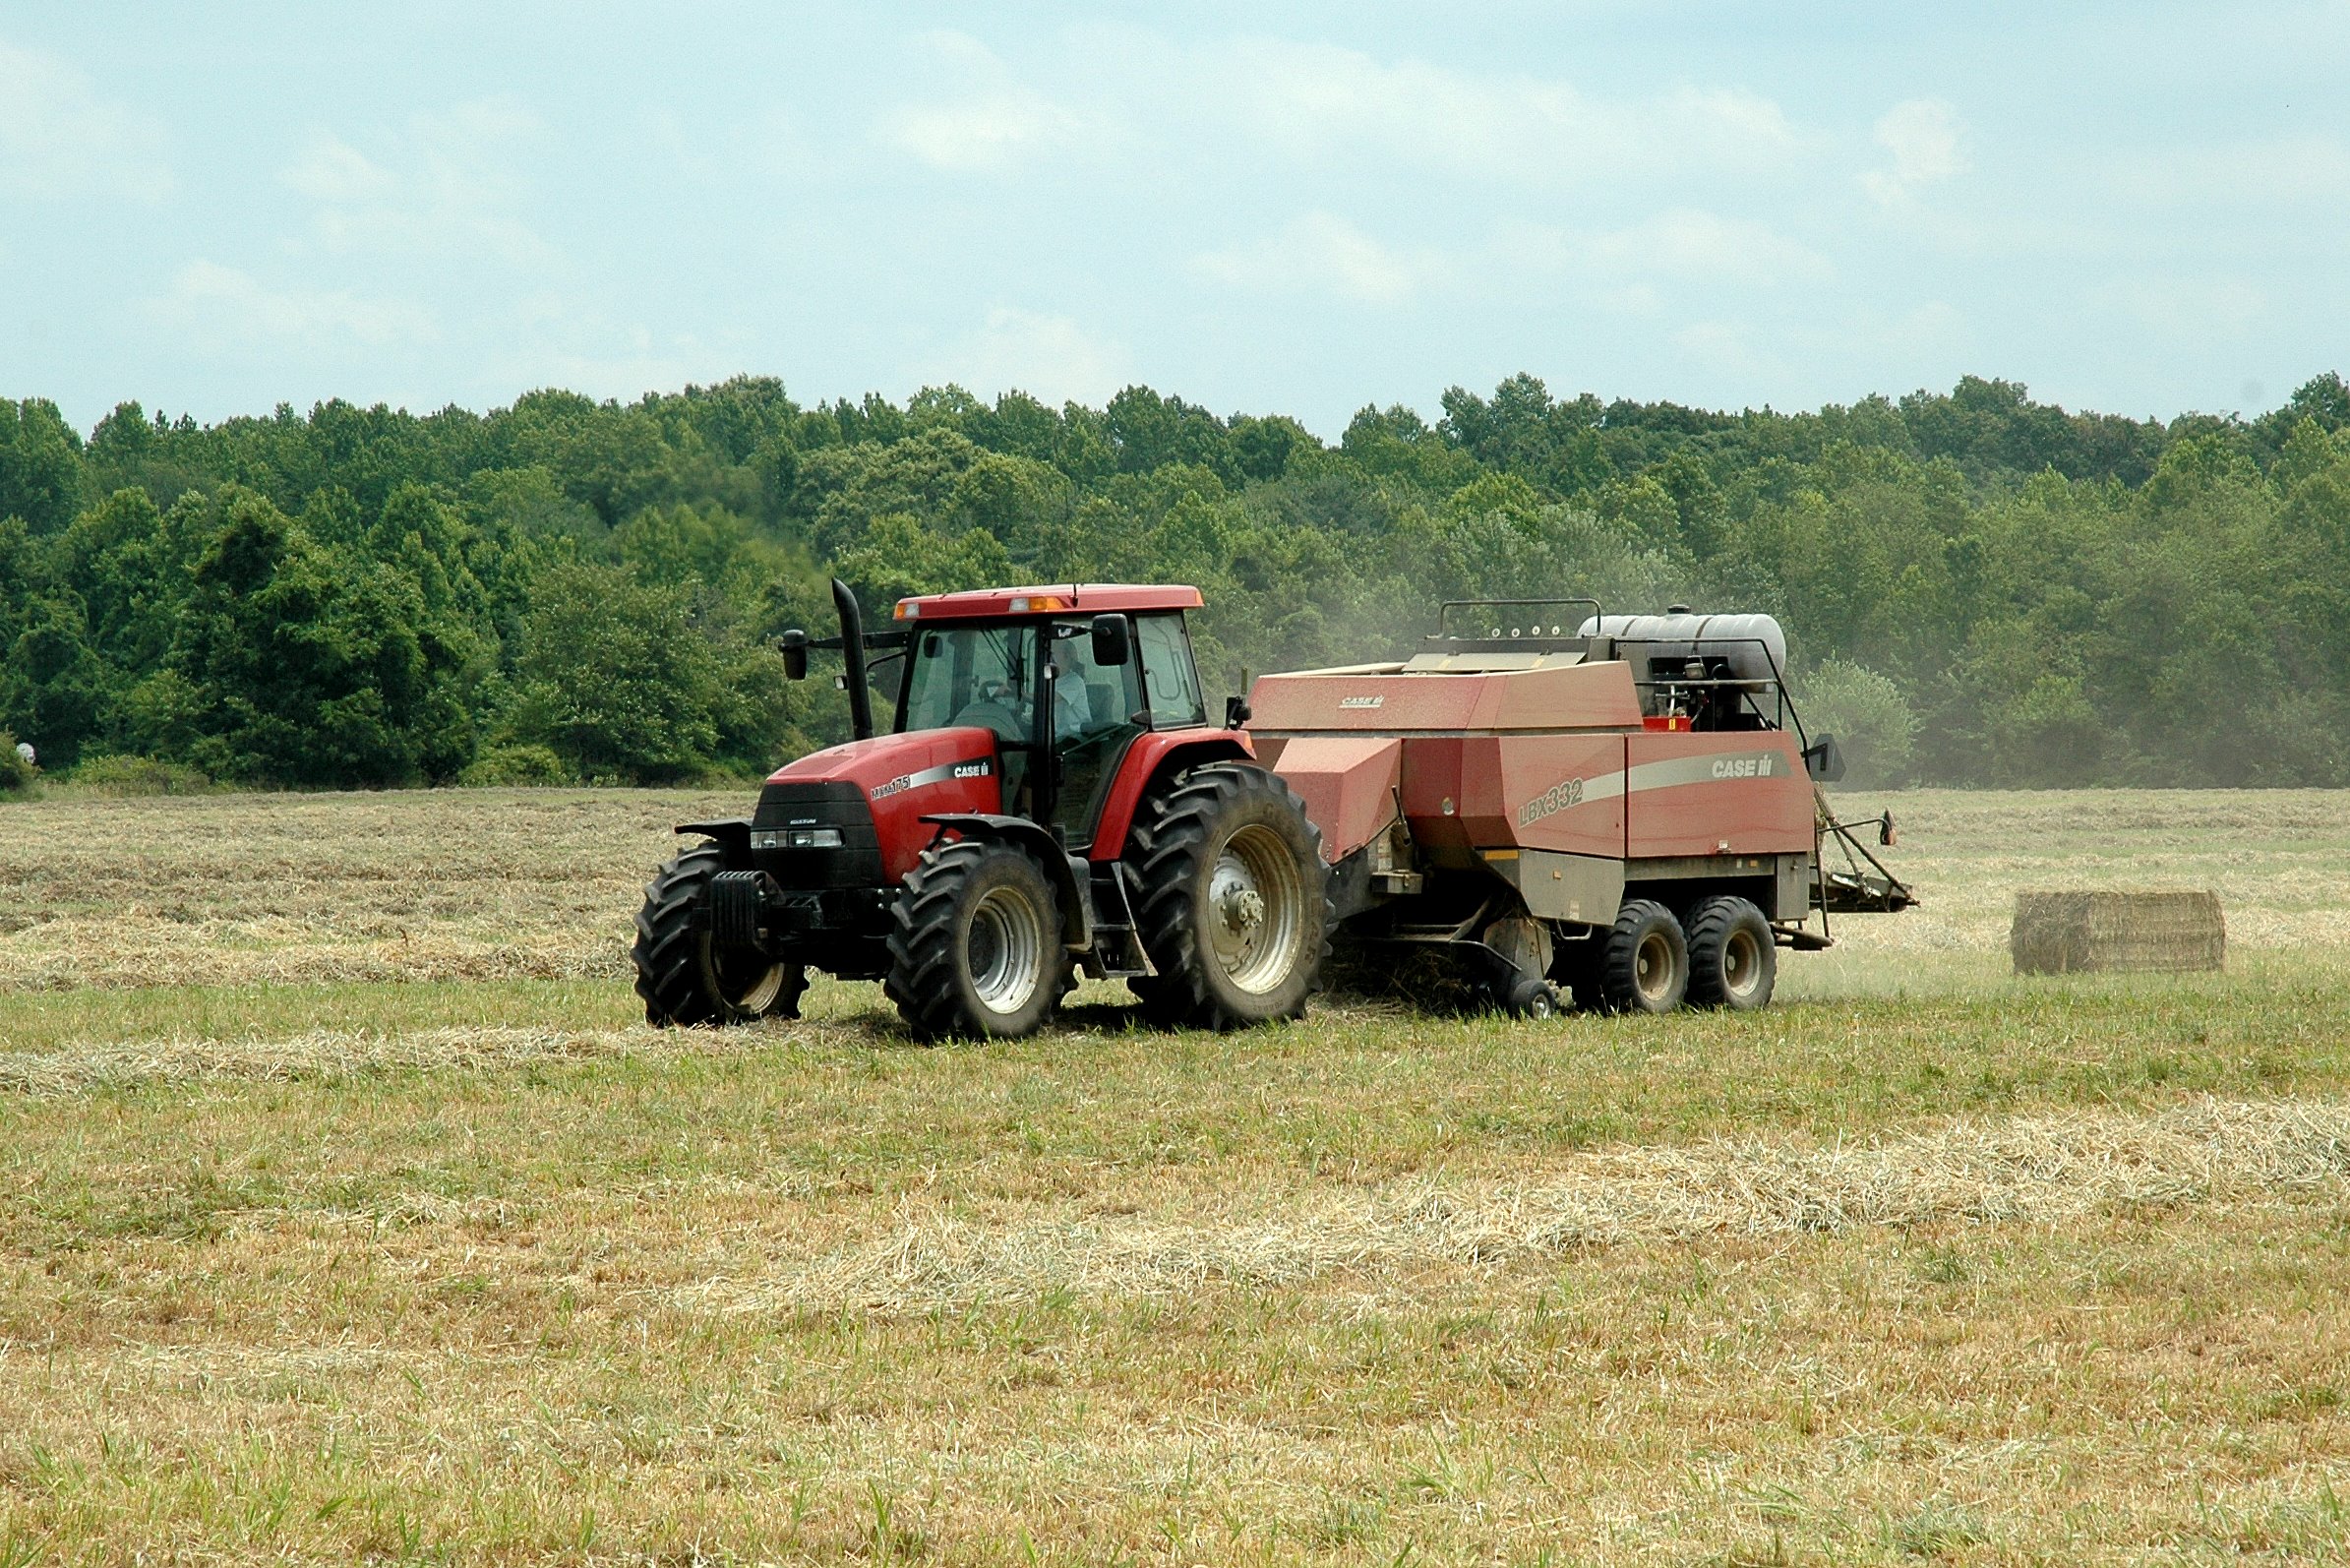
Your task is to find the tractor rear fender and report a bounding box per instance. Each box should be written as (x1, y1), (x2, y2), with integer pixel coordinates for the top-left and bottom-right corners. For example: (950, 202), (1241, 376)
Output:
(920, 813), (1090, 949)
(1088, 731), (1254, 862)
(674, 818), (753, 866)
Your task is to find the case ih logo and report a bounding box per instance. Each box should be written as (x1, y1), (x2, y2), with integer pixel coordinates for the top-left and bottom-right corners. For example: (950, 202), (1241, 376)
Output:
(871, 756), (993, 801)
(1339, 694), (1384, 709)
(1516, 775), (1587, 826)
(1712, 755), (1776, 779)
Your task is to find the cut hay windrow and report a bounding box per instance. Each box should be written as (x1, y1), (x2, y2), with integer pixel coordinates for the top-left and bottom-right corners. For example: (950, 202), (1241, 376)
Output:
(0, 1024), (649, 1095)
(682, 1097), (2350, 1310)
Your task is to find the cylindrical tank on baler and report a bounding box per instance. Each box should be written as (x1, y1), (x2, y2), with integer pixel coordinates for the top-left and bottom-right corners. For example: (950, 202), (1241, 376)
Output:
(1579, 613), (1787, 689)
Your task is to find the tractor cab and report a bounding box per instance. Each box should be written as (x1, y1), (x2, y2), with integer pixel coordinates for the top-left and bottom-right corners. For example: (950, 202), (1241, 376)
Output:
(887, 585), (1211, 847)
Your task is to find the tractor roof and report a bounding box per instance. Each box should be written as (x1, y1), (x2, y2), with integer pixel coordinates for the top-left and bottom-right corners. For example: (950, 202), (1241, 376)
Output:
(892, 583), (1204, 622)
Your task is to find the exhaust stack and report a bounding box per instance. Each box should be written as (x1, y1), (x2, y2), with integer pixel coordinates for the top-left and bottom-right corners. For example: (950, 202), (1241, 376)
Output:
(831, 577), (874, 740)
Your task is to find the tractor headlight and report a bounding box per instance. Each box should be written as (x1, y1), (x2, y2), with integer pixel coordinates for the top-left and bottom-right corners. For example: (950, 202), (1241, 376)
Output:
(753, 827), (844, 850)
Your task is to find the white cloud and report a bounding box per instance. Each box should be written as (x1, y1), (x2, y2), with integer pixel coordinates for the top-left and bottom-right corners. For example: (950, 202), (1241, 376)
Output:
(1866, 299), (1970, 356)
(1672, 300), (1968, 385)
(0, 36), (169, 199)
(879, 31), (1804, 186)
(147, 260), (440, 349)
(1198, 207), (1827, 311)
(1504, 210), (1834, 289)
(2118, 136), (2350, 206)
(881, 31), (1093, 173)
(1672, 319), (1774, 377)
(277, 98), (550, 266)
(645, 104), (815, 186)
(1192, 211), (1444, 306)
(1214, 37), (1805, 181)
(1602, 211), (1833, 285)
(491, 295), (741, 404)
(2095, 277), (2266, 336)
(1862, 98), (1967, 206)
(281, 138), (396, 204)
(921, 307), (1131, 407)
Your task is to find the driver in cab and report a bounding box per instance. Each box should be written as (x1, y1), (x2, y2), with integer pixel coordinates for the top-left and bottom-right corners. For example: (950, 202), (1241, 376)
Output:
(950, 653), (1093, 744)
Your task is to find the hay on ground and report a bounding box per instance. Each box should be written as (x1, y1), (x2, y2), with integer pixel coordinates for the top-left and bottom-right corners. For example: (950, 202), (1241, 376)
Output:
(681, 1097), (2350, 1311)
(2011, 888), (2224, 974)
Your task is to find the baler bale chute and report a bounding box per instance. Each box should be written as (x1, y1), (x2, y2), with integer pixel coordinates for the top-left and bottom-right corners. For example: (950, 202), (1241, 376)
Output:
(1247, 598), (1915, 1014)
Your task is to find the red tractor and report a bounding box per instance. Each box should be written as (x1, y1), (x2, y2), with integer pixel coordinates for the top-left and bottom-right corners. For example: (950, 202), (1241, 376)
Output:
(632, 580), (1328, 1039)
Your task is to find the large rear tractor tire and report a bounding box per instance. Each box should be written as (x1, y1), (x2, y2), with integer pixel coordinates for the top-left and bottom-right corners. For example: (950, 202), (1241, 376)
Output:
(633, 842), (807, 1027)
(1129, 763), (1330, 1031)
(1685, 895), (1777, 1010)
(1595, 898), (1689, 1014)
(885, 839), (1064, 1042)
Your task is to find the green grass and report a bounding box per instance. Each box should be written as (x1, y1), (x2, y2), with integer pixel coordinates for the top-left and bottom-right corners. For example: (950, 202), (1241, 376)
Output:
(3, 787), (2350, 1562)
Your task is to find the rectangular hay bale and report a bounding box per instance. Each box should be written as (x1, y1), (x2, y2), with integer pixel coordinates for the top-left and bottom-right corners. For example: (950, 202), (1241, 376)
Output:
(2011, 889), (2225, 975)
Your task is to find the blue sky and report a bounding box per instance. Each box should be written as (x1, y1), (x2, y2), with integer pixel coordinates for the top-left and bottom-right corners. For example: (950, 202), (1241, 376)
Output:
(4, 2), (2347, 437)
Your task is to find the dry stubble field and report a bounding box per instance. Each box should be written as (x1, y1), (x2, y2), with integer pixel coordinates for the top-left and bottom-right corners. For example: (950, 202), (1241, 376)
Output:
(2, 787), (2349, 1565)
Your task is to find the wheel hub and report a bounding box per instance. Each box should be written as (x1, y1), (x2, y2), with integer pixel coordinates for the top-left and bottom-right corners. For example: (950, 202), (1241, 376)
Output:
(969, 884), (1046, 1014)
(1636, 931), (1674, 1003)
(1206, 825), (1306, 995)
(701, 934), (789, 1016)
(1214, 872), (1267, 935)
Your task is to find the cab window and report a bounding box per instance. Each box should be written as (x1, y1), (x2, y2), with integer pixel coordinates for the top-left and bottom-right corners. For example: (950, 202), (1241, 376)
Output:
(901, 624), (1033, 743)
(1135, 612), (1206, 727)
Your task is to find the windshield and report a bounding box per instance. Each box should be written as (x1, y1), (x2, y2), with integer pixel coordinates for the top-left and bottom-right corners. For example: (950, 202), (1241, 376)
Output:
(900, 623), (1037, 744)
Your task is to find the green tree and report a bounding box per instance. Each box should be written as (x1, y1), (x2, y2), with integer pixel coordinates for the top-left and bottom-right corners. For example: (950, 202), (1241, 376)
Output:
(165, 489), (452, 785)
(0, 398), (89, 536)
(507, 562), (727, 782)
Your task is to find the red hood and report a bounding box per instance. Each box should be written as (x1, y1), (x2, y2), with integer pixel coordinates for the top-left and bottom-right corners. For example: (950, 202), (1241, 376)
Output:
(769, 728), (1004, 880)
(768, 727), (998, 791)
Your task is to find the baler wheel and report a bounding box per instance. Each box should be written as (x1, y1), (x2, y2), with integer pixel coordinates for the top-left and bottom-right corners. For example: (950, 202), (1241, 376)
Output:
(1129, 763), (1330, 1030)
(1597, 899), (1689, 1014)
(885, 839), (1064, 1042)
(1503, 975), (1560, 1018)
(1685, 896), (1777, 1010)
(632, 841), (807, 1028)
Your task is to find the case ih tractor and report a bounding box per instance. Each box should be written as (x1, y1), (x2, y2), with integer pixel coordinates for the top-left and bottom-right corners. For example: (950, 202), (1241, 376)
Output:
(1245, 599), (1911, 1016)
(632, 580), (1328, 1040)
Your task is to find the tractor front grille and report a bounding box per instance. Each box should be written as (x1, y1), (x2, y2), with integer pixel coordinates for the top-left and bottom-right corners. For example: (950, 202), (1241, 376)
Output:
(752, 781), (885, 891)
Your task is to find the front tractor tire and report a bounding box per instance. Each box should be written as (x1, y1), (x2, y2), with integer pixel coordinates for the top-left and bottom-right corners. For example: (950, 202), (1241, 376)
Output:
(885, 839), (1066, 1042)
(633, 842), (807, 1028)
(1130, 763), (1330, 1031)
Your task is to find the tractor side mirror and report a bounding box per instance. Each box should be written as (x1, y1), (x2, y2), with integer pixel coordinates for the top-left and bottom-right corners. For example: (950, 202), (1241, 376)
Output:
(1802, 733), (1846, 783)
(1089, 613), (1131, 667)
(778, 629), (809, 681)
(1225, 694), (1252, 729)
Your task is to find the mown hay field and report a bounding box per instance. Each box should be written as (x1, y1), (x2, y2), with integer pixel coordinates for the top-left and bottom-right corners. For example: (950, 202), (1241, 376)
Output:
(3, 787), (2349, 1564)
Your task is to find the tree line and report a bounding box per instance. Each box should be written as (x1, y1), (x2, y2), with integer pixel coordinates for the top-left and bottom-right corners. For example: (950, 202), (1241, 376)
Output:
(3, 369), (2348, 791)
